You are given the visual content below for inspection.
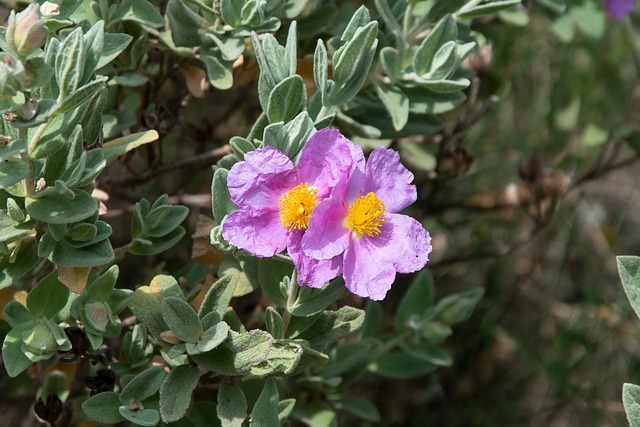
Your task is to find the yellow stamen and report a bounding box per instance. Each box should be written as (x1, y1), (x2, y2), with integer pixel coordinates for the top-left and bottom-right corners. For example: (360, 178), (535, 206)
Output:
(279, 183), (319, 231)
(345, 192), (386, 237)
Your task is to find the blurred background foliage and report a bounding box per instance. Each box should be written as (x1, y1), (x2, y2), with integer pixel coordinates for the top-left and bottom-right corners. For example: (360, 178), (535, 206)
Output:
(1, 0), (639, 425)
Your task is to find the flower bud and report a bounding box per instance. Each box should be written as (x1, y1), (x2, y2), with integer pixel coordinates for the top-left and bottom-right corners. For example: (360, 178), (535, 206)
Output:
(23, 321), (57, 358)
(6, 3), (48, 57)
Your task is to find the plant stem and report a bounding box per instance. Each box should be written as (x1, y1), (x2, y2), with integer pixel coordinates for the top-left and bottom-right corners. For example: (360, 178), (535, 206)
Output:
(282, 270), (299, 331)
(19, 128), (35, 197)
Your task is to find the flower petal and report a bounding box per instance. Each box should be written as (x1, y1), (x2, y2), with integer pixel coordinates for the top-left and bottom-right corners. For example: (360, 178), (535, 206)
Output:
(288, 230), (342, 288)
(362, 147), (416, 212)
(222, 207), (287, 257)
(385, 213), (432, 273)
(227, 147), (296, 207)
(297, 129), (354, 198)
(605, 0), (635, 19)
(302, 197), (351, 260)
(342, 235), (397, 300)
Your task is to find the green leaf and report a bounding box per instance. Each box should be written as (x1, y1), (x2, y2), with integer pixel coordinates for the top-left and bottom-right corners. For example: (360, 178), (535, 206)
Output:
(26, 271), (70, 319)
(290, 278), (345, 317)
(191, 330), (273, 374)
(160, 364), (201, 423)
(250, 378), (280, 427)
(284, 22), (297, 77)
(162, 297), (203, 343)
(128, 275), (183, 337)
(426, 41), (458, 79)
(199, 274), (237, 319)
(26, 189), (96, 224)
(340, 6), (371, 42)
(3, 301), (32, 327)
(212, 168), (236, 224)
(414, 14), (457, 76)
(230, 136), (255, 159)
(624, 383), (640, 427)
(278, 398), (296, 425)
(82, 21), (105, 82)
(293, 403), (337, 427)
(618, 256), (640, 320)
(98, 33), (133, 69)
(0, 161), (28, 188)
(395, 269), (434, 331)
(379, 46), (400, 82)
(572, 1), (604, 38)
(295, 306), (365, 351)
(51, 238), (115, 267)
(118, 407), (160, 427)
(374, 83), (409, 131)
(102, 130), (159, 164)
(54, 77), (106, 116)
(313, 40), (328, 101)
(202, 47), (234, 90)
(217, 381), (247, 427)
(322, 341), (373, 378)
(361, 302), (383, 338)
(265, 307), (284, 339)
(399, 340), (452, 366)
(368, 351), (437, 379)
(219, 253), (259, 297)
(456, 0), (521, 19)
(2, 323), (34, 377)
(128, 0), (165, 28)
(0, 240), (40, 289)
(120, 365), (166, 405)
(333, 21), (378, 84)
(82, 392), (125, 424)
(267, 75), (305, 123)
(24, 58), (54, 91)
(206, 33), (245, 62)
(248, 340), (302, 377)
(145, 205), (189, 238)
(329, 395), (380, 422)
(197, 321), (230, 353)
(220, 0), (243, 27)
(55, 28), (85, 99)
(259, 258), (292, 308)
(166, 0), (208, 47)
(434, 288), (484, 325)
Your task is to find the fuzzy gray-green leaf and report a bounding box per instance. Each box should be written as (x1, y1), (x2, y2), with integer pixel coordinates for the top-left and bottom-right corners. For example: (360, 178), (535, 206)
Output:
(161, 297), (203, 344)
(217, 381), (247, 427)
(160, 364), (201, 423)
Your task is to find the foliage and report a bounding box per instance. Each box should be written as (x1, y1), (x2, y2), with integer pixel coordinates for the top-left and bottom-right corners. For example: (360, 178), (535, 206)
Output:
(0, 0), (638, 426)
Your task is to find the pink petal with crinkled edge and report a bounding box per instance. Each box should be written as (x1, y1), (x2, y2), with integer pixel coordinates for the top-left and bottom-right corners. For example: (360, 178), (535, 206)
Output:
(297, 129), (354, 198)
(362, 147), (416, 213)
(222, 207), (288, 257)
(342, 231), (397, 300)
(288, 230), (342, 288)
(227, 147), (296, 207)
(605, 0), (635, 19)
(302, 197), (350, 260)
(344, 142), (367, 203)
(385, 213), (431, 273)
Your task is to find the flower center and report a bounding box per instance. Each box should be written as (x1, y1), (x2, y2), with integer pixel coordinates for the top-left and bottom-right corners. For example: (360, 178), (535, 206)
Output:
(345, 192), (386, 237)
(279, 183), (319, 231)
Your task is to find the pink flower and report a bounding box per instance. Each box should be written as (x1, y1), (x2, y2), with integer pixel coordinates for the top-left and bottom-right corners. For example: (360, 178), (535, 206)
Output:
(605, 0), (636, 19)
(301, 143), (432, 300)
(222, 129), (354, 279)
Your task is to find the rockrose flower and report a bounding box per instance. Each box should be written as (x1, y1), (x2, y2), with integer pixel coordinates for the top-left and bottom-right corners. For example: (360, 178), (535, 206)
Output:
(301, 144), (432, 300)
(222, 129), (354, 284)
(605, 0), (636, 19)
